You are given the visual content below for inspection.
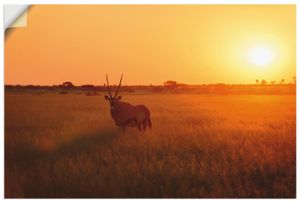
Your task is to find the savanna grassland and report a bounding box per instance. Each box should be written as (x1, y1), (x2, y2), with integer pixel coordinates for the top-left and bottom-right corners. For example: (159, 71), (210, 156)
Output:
(5, 90), (296, 198)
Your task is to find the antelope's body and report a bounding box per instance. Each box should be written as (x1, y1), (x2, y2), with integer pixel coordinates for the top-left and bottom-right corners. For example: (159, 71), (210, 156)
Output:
(105, 74), (152, 131)
(110, 102), (151, 130)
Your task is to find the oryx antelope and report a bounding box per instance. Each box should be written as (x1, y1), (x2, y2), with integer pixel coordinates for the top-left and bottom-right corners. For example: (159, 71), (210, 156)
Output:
(104, 74), (152, 131)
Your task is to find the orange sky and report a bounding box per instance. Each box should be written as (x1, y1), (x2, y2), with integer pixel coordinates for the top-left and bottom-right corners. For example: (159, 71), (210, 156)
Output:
(5, 5), (296, 85)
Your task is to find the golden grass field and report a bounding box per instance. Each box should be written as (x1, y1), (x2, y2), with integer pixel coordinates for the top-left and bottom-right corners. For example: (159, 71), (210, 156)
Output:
(5, 91), (296, 198)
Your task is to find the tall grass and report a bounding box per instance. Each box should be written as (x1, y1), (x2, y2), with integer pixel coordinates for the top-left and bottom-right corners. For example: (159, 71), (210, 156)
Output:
(5, 92), (295, 198)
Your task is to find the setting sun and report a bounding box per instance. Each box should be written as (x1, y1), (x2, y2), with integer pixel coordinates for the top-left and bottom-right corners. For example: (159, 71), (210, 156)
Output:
(247, 46), (274, 67)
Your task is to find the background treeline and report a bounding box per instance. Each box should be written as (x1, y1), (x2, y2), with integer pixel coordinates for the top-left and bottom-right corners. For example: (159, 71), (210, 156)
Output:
(5, 80), (296, 95)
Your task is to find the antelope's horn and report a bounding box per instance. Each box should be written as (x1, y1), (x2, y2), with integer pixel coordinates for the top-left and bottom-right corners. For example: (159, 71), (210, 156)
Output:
(114, 73), (123, 98)
(106, 74), (113, 99)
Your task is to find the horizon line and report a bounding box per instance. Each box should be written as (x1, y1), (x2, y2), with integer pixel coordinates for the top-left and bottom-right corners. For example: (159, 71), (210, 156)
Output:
(4, 83), (295, 86)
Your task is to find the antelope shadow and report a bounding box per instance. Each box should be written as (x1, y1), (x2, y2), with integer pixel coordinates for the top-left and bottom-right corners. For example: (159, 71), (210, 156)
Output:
(5, 128), (121, 166)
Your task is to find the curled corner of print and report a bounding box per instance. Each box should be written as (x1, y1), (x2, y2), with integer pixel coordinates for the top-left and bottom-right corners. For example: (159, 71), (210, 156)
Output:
(4, 5), (30, 30)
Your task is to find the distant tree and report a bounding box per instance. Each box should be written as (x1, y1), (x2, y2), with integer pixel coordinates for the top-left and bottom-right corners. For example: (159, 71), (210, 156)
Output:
(293, 76), (296, 84)
(260, 80), (267, 85)
(256, 79), (259, 85)
(270, 81), (276, 85)
(62, 81), (74, 88)
(164, 80), (178, 88)
(278, 79), (285, 85)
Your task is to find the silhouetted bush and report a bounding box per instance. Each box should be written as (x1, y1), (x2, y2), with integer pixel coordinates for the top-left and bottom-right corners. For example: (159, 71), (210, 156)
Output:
(62, 82), (74, 88)
(164, 80), (178, 89)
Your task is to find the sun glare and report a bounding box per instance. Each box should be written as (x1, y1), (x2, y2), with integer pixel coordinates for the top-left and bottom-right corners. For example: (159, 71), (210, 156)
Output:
(247, 46), (274, 67)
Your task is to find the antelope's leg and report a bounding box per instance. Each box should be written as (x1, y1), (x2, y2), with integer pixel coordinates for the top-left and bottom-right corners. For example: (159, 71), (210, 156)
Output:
(134, 119), (142, 131)
(119, 125), (126, 131)
(142, 118), (148, 130)
(116, 123), (125, 131)
(148, 117), (152, 129)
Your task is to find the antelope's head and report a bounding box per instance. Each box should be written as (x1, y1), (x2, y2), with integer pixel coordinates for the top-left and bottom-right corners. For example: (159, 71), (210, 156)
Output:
(104, 74), (123, 111)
